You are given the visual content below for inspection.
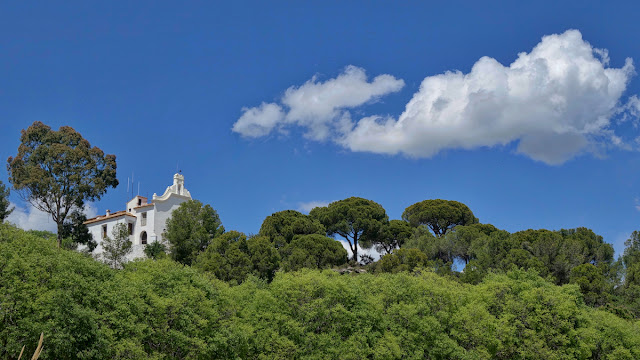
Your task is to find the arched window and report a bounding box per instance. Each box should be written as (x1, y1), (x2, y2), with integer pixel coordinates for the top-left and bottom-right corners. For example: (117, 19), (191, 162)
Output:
(141, 231), (147, 245)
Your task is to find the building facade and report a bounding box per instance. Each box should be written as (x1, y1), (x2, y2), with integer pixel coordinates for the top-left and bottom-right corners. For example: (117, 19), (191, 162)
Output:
(84, 173), (192, 259)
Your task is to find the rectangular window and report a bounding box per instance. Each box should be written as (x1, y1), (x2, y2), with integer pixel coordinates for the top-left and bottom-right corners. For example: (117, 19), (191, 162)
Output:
(128, 223), (133, 235)
(138, 198), (142, 206)
(102, 225), (107, 239)
(141, 212), (147, 226)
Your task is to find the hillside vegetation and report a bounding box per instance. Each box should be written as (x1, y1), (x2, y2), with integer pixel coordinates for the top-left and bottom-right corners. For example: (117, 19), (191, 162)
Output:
(2, 224), (640, 359)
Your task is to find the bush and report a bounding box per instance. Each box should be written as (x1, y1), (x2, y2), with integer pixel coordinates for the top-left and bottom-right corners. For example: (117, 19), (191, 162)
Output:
(2, 224), (640, 359)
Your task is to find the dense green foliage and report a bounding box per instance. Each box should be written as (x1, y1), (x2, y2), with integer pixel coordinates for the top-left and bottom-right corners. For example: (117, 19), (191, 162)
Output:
(143, 241), (168, 260)
(310, 197), (388, 261)
(194, 230), (253, 283)
(0, 180), (13, 221)
(373, 248), (433, 273)
(102, 223), (132, 269)
(363, 219), (413, 255)
(246, 235), (282, 281)
(398, 224), (617, 286)
(280, 234), (348, 271)
(2, 224), (640, 359)
(164, 199), (224, 265)
(403, 199), (478, 237)
(59, 208), (96, 251)
(257, 211), (347, 274)
(623, 231), (640, 271)
(404, 224), (454, 266)
(569, 263), (611, 306)
(259, 210), (325, 249)
(7, 121), (118, 246)
(193, 231), (284, 284)
(459, 227), (614, 286)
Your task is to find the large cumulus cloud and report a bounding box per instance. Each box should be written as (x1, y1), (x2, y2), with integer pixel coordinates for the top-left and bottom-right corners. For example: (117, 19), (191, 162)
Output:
(233, 30), (636, 165)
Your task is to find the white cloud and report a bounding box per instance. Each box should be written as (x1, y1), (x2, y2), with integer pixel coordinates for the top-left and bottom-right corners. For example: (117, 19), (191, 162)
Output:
(7, 202), (57, 232)
(83, 203), (99, 219)
(232, 65), (405, 140)
(232, 102), (285, 138)
(235, 30), (637, 165)
(338, 239), (381, 261)
(6, 202), (98, 233)
(619, 95), (640, 127)
(344, 30), (634, 164)
(297, 200), (332, 214)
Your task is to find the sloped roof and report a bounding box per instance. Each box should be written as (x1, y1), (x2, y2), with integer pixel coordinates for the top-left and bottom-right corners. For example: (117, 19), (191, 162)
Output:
(83, 211), (136, 225)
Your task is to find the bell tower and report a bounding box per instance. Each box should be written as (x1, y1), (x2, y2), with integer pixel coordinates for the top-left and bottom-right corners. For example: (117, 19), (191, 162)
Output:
(173, 173), (184, 195)
(153, 173), (192, 201)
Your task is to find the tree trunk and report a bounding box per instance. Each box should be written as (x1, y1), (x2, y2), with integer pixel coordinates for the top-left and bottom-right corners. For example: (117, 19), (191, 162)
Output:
(352, 233), (358, 262)
(56, 221), (63, 248)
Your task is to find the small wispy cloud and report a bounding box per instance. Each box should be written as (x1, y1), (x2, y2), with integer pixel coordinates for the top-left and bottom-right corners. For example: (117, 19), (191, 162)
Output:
(232, 65), (405, 140)
(297, 200), (333, 214)
(618, 95), (640, 127)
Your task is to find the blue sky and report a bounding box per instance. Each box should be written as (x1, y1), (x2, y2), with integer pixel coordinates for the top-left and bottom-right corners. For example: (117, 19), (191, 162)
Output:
(2, 1), (640, 257)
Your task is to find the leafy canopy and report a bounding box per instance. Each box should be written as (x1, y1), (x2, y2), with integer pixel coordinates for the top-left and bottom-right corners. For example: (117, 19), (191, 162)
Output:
(310, 197), (388, 262)
(404, 225), (455, 266)
(259, 209), (325, 249)
(569, 263), (611, 306)
(194, 231), (281, 283)
(374, 248), (433, 273)
(445, 223), (497, 264)
(7, 121), (118, 245)
(246, 235), (281, 281)
(281, 234), (348, 271)
(164, 199), (224, 265)
(194, 230), (251, 283)
(624, 231), (640, 269)
(144, 241), (167, 260)
(102, 223), (132, 269)
(362, 219), (413, 255)
(402, 199), (477, 237)
(0, 180), (13, 222)
(59, 208), (96, 251)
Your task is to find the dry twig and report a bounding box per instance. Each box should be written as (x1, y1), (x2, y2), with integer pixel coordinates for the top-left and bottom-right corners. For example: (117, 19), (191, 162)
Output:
(17, 333), (43, 360)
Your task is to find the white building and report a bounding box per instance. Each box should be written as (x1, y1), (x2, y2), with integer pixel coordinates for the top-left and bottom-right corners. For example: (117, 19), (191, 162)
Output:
(84, 173), (192, 260)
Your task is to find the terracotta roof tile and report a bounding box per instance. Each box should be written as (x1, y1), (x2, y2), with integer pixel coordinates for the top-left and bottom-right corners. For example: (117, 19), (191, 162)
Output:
(134, 203), (154, 209)
(83, 211), (136, 225)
